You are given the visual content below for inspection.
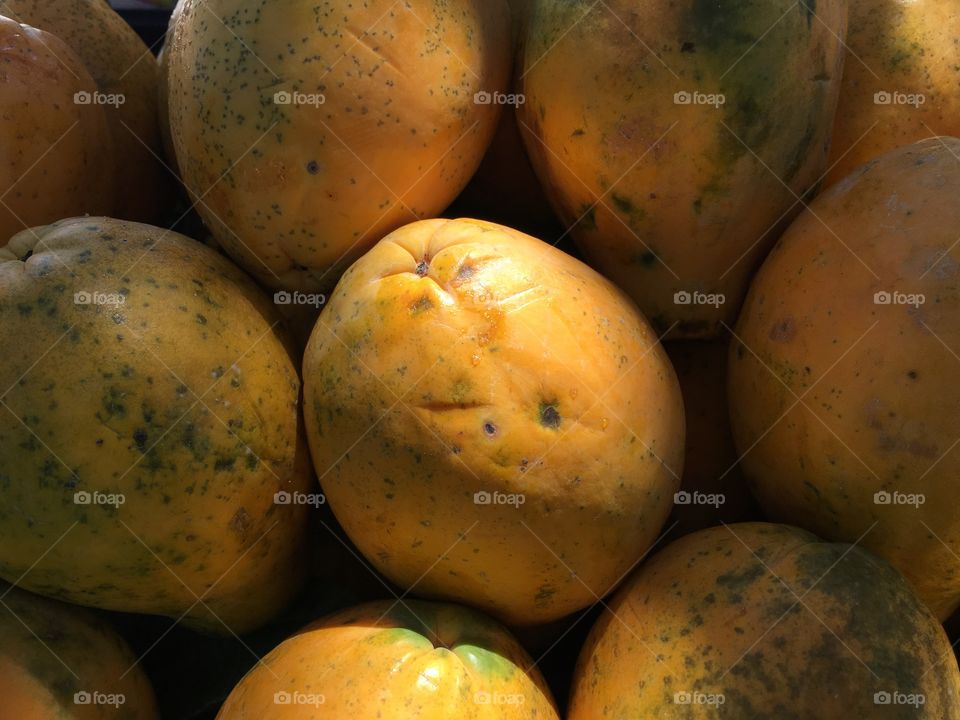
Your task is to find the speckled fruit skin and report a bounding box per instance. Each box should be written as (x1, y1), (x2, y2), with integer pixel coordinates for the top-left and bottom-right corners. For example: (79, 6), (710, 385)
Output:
(302, 217), (684, 625)
(0, 584), (158, 720)
(166, 0), (511, 293)
(0, 16), (115, 241)
(216, 599), (559, 720)
(825, 0), (960, 186)
(518, 0), (847, 338)
(729, 137), (960, 621)
(0, 217), (311, 634)
(2, 0), (170, 223)
(664, 340), (759, 540)
(569, 523), (960, 719)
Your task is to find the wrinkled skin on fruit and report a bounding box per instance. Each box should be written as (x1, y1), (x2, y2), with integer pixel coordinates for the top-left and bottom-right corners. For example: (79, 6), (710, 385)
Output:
(0, 584), (158, 720)
(825, 0), (960, 186)
(569, 523), (960, 719)
(303, 218), (684, 625)
(729, 137), (960, 620)
(0, 217), (311, 634)
(518, 0), (847, 338)
(3, 0), (170, 223)
(167, 0), (511, 292)
(0, 16), (115, 241)
(217, 599), (559, 720)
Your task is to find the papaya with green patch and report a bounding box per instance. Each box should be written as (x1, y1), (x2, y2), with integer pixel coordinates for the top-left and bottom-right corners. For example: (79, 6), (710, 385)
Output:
(825, 0), (960, 186)
(166, 0), (511, 293)
(2, 0), (171, 223)
(217, 599), (558, 719)
(0, 584), (158, 719)
(729, 137), (960, 621)
(0, 217), (311, 634)
(569, 523), (960, 719)
(303, 217), (684, 625)
(518, 0), (848, 338)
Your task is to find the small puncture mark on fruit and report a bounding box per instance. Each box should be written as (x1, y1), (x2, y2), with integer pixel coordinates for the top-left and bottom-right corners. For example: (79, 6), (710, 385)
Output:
(306, 160), (320, 174)
(907, 370), (918, 380)
(416, 260), (429, 276)
(483, 421), (497, 437)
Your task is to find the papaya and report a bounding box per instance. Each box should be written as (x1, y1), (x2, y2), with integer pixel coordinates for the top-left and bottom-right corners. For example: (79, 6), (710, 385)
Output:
(0, 15), (115, 241)
(217, 599), (559, 719)
(0, 217), (312, 633)
(2, 0), (171, 223)
(825, 0), (960, 186)
(302, 217), (684, 625)
(729, 137), (960, 620)
(518, 0), (847, 338)
(0, 584), (158, 719)
(664, 339), (760, 540)
(166, 0), (511, 293)
(569, 523), (960, 719)
(156, 1), (184, 179)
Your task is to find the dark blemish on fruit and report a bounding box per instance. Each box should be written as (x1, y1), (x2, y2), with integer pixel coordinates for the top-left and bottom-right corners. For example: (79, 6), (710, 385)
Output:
(19, 249), (34, 261)
(451, 445), (461, 455)
(410, 296), (433, 314)
(539, 402), (561, 429)
(483, 421), (497, 437)
(306, 160), (320, 174)
(907, 370), (918, 380)
(95, 439), (104, 446)
(229, 508), (252, 539)
(457, 262), (475, 280)
(133, 428), (148, 452)
(196, 314), (207, 325)
(681, 41), (696, 52)
(638, 251), (658, 268)
(769, 318), (795, 342)
(416, 260), (429, 276)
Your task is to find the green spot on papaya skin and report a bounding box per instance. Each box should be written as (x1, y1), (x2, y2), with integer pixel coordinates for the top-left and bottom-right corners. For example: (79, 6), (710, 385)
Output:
(538, 401), (561, 429)
(453, 644), (520, 681)
(410, 295), (434, 315)
(576, 204), (597, 231)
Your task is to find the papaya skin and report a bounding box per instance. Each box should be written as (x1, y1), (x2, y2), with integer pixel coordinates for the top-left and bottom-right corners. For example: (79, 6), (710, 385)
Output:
(729, 137), (960, 620)
(167, 0), (511, 293)
(0, 584), (158, 720)
(0, 15), (115, 241)
(217, 599), (559, 719)
(0, 217), (311, 634)
(303, 217), (684, 626)
(569, 523), (960, 719)
(825, 0), (960, 186)
(664, 339), (760, 540)
(518, 0), (847, 338)
(2, 0), (171, 223)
